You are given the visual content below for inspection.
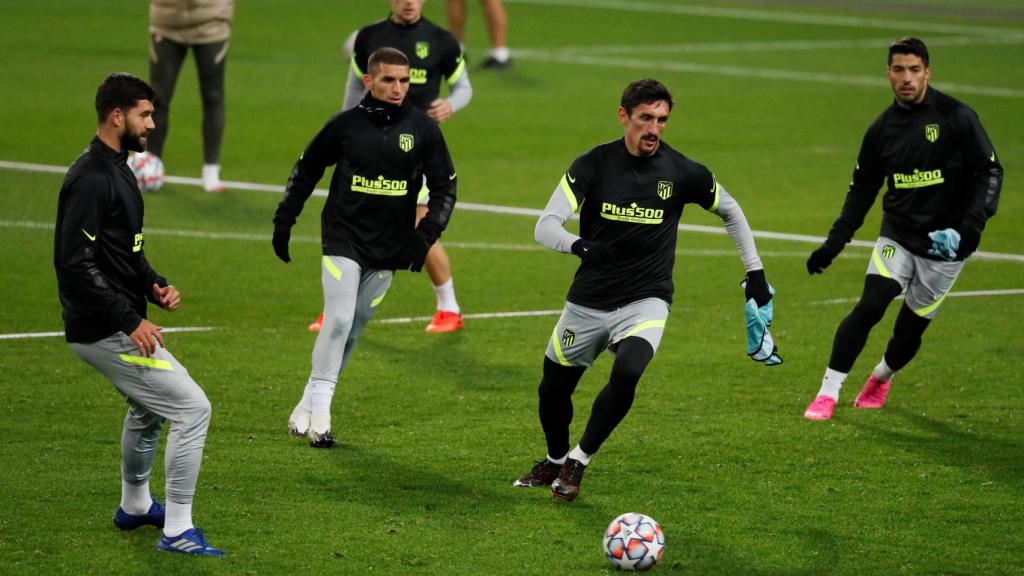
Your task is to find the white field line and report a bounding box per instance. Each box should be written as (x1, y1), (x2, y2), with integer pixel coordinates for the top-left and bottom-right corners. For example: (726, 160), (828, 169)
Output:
(0, 326), (214, 341)
(3, 161), (1022, 261)
(809, 288), (1024, 306)
(375, 309), (564, 325)
(503, 0), (1024, 38)
(538, 35), (1024, 57)
(513, 51), (1024, 99)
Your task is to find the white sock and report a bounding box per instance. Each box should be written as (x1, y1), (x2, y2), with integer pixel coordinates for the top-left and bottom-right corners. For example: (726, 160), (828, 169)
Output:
(120, 480), (153, 515)
(201, 163), (222, 191)
(817, 368), (848, 401)
(163, 501), (194, 538)
(433, 278), (460, 314)
(298, 382), (314, 413)
(310, 381), (335, 419)
(568, 445), (592, 466)
(488, 46), (511, 62)
(873, 358), (895, 381)
(547, 453), (567, 465)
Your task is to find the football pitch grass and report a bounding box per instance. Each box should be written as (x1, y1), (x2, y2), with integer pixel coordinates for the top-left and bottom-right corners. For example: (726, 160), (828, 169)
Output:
(1, 1), (1022, 574)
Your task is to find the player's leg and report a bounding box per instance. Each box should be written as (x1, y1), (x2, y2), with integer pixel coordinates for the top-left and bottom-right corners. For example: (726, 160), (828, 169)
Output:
(446, 0), (468, 44)
(479, 0), (511, 69)
(416, 200), (463, 333)
(514, 302), (606, 488)
(337, 268), (394, 375)
(192, 41), (228, 193)
(805, 238), (907, 420)
(855, 257), (962, 409)
(291, 256), (361, 447)
(147, 35), (188, 159)
(70, 334), (222, 555)
(553, 298), (667, 501)
(114, 402), (166, 529)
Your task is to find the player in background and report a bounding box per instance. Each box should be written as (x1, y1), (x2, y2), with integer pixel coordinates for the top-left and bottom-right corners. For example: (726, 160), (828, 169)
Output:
(514, 79), (776, 501)
(803, 37), (1002, 420)
(274, 48), (457, 447)
(446, 0), (511, 69)
(54, 73), (222, 555)
(310, 0), (471, 334)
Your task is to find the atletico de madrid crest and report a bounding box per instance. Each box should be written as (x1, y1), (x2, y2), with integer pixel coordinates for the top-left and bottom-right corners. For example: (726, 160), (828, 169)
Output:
(399, 134), (414, 152)
(657, 180), (673, 200)
(925, 123), (939, 143)
(561, 329), (575, 348)
(415, 41), (430, 59)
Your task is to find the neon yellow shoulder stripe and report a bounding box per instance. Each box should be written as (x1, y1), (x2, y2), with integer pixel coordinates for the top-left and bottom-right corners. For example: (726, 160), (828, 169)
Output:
(446, 57), (466, 85)
(559, 176), (579, 213)
(351, 55), (365, 77)
(707, 179), (721, 213)
(551, 327), (572, 366)
(119, 354), (173, 371)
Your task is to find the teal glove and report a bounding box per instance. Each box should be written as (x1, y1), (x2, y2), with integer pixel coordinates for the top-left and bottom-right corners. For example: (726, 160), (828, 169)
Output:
(927, 228), (960, 261)
(742, 281), (782, 366)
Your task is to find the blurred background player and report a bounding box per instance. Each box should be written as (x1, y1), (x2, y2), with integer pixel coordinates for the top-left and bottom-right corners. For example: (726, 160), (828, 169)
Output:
(803, 37), (1002, 421)
(514, 79), (775, 501)
(146, 0), (233, 193)
(446, 0), (511, 69)
(275, 48), (457, 447)
(310, 0), (472, 334)
(55, 73), (222, 555)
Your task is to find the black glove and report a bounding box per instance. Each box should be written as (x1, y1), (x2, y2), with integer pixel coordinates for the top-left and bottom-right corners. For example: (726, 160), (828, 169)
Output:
(272, 225), (291, 263)
(571, 239), (617, 266)
(744, 269), (772, 307)
(956, 228), (980, 260)
(806, 238), (843, 275)
(406, 232), (431, 273)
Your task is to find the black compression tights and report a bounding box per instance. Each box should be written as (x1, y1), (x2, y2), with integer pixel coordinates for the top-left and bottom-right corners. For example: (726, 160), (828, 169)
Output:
(829, 274), (902, 373)
(883, 303), (932, 371)
(579, 337), (655, 455)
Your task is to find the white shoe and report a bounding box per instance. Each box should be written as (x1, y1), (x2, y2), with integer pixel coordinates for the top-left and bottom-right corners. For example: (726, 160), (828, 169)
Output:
(288, 405), (311, 436)
(202, 163), (224, 193)
(307, 413), (334, 448)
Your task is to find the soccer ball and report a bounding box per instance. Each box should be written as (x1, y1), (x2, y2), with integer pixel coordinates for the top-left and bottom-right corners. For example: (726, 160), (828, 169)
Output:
(128, 151), (164, 192)
(603, 513), (665, 571)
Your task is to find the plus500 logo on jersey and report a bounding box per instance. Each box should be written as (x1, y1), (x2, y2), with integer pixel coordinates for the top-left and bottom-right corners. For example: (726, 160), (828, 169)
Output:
(893, 169), (944, 189)
(600, 202), (664, 224)
(351, 175), (409, 196)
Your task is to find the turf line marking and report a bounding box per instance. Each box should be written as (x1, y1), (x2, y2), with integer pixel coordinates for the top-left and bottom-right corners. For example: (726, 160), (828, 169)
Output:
(0, 326), (215, 341)
(809, 288), (1024, 306)
(503, 0), (1024, 38)
(3, 165), (1022, 261)
(513, 51), (1024, 99)
(375, 309), (563, 325)
(537, 35), (1024, 56)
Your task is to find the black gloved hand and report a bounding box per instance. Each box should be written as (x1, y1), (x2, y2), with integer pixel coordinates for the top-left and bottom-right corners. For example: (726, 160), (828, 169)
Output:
(956, 228), (980, 260)
(744, 268), (772, 307)
(806, 238), (843, 274)
(272, 225), (291, 263)
(571, 239), (617, 266)
(407, 231), (431, 273)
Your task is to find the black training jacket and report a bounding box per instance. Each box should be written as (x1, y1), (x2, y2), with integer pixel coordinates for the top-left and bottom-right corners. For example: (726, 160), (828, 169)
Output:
(827, 88), (1002, 259)
(54, 137), (167, 343)
(274, 94), (456, 269)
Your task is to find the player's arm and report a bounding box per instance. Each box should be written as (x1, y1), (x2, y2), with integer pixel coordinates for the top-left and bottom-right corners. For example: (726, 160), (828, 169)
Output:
(419, 122), (458, 245)
(56, 175), (144, 335)
(703, 178), (771, 305)
(955, 107), (1003, 258)
(428, 41), (472, 123)
(343, 31), (369, 111)
(534, 172), (582, 254)
(272, 114), (344, 262)
(807, 124), (886, 273)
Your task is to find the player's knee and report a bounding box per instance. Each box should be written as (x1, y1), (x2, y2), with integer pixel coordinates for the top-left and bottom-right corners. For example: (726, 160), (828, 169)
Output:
(182, 391), (212, 429)
(611, 337), (654, 384)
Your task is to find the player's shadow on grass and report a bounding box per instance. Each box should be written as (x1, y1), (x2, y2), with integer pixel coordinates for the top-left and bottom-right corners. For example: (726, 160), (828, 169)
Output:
(851, 407), (1024, 486)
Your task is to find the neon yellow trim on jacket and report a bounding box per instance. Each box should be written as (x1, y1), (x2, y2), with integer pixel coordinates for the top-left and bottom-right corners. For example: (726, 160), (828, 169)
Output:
(551, 327), (572, 366)
(323, 256), (343, 281)
(119, 354), (173, 371)
(871, 248), (892, 278)
(623, 319), (667, 340)
(708, 179), (721, 212)
(446, 57), (466, 85)
(559, 176), (579, 213)
(351, 55), (364, 77)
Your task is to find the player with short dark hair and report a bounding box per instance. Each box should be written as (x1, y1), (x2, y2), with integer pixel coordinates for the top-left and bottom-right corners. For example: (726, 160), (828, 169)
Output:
(514, 78), (776, 501)
(803, 37), (1002, 420)
(274, 47), (457, 448)
(55, 72), (223, 555)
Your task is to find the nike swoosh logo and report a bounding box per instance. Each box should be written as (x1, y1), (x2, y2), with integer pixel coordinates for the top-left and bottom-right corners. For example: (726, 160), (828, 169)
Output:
(449, 173), (457, 180)
(566, 172), (576, 184)
(82, 229), (96, 241)
(990, 151), (996, 162)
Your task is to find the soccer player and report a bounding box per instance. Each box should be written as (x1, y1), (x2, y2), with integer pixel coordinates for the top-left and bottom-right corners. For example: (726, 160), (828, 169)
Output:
(274, 48), (457, 447)
(308, 0), (471, 334)
(803, 37), (1002, 421)
(54, 73), (222, 555)
(514, 79), (775, 501)
(446, 0), (511, 70)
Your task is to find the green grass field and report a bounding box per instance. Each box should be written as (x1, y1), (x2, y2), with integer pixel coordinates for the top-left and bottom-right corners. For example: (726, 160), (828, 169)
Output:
(1, 1), (1022, 574)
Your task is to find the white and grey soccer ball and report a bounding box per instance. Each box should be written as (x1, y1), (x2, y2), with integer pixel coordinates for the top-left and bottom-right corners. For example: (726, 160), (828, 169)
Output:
(128, 151), (164, 192)
(603, 512), (665, 571)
